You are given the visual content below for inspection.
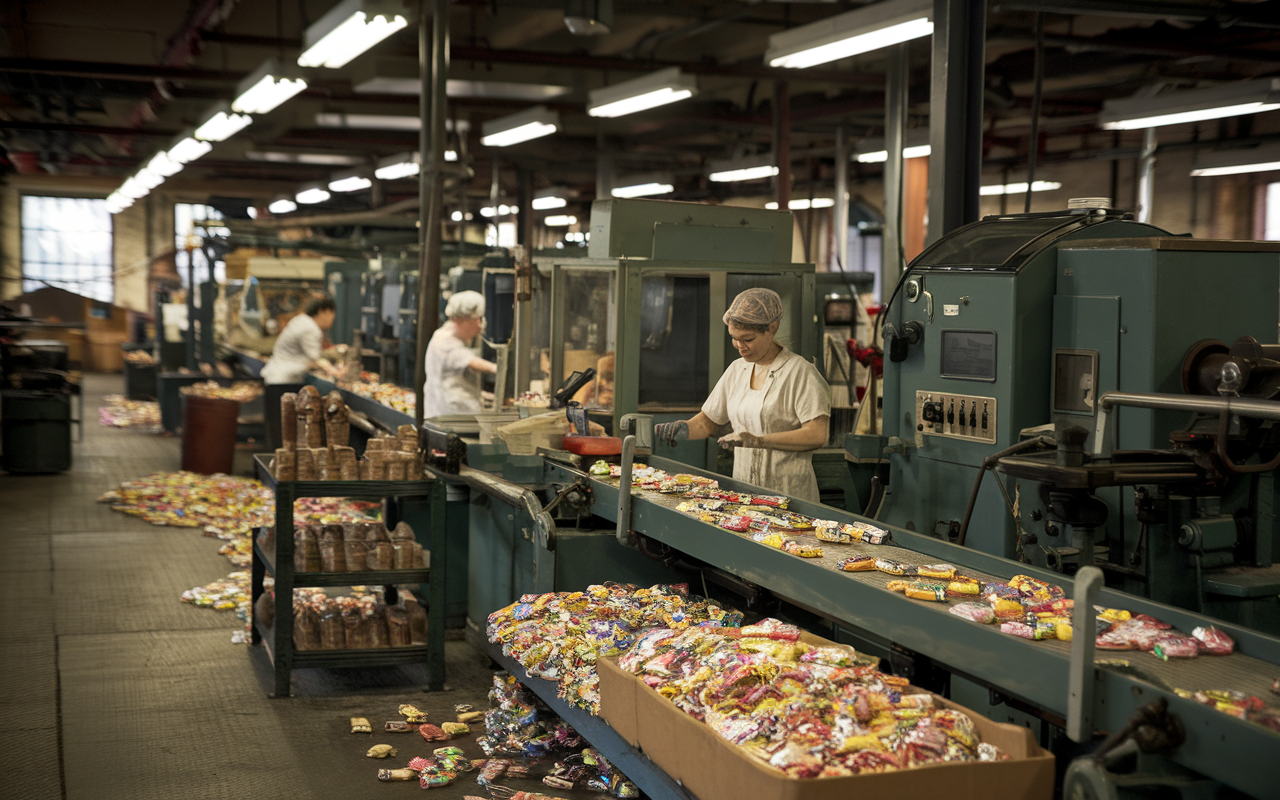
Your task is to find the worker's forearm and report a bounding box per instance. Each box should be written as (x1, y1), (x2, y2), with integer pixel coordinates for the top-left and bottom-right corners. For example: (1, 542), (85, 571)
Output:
(685, 412), (719, 440)
(761, 419), (828, 451)
(468, 358), (498, 375)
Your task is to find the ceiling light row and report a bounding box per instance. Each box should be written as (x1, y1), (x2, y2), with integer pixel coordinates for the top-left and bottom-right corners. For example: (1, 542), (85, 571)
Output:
(106, 130), (213, 213)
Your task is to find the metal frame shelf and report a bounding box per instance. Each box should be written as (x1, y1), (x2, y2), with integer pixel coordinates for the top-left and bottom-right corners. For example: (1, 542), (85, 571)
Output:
(250, 453), (447, 697)
(485, 640), (696, 800)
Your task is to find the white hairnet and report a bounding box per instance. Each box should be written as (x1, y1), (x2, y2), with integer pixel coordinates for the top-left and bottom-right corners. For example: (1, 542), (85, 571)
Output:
(723, 288), (783, 329)
(445, 290), (485, 320)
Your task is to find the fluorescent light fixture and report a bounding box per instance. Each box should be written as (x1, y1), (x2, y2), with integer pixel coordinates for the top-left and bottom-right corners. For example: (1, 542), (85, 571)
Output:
(544, 214), (577, 226)
(611, 175), (675, 198)
(481, 106), (559, 147)
(147, 151), (183, 177)
(296, 183), (331, 204)
(315, 112), (420, 130)
(1101, 78), (1280, 130)
(587, 67), (697, 118)
(855, 130), (932, 163)
(232, 59), (308, 114)
(374, 152), (419, 180)
(194, 102), (252, 142)
(134, 167), (165, 190)
(246, 150), (364, 166)
(449, 211), (475, 222)
(708, 155), (780, 183)
(167, 133), (213, 164)
(766, 0), (933, 69)
(1191, 143), (1280, 177)
(105, 191), (133, 214)
(351, 58), (570, 100)
(118, 177), (148, 200)
(979, 180), (1062, 196)
(329, 169), (373, 192)
(297, 0), (410, 69)
(532, 196), (567, 210)
(268, 197), (298, 214)
(480, 204), (518, 217)
(767, 198), (836, 210)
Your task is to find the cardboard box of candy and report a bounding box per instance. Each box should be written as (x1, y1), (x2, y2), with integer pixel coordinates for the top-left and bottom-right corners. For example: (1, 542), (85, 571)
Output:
(597, 630), (1053, 800)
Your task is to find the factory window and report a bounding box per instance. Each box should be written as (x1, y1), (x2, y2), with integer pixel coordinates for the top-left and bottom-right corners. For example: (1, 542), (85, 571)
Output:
(174, 203), (229, 285)
(20, 195), (114, 302)
(1266, 182), (1280, 241)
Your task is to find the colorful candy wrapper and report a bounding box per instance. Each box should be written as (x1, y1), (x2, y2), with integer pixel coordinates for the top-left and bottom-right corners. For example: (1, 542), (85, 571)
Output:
(399, 703), (428, 723)
(885, 580), (909, 593)
(874, 558), (911, 576)
(1000, 621), (1037, 639)
(839, 554), (876, 572)
(1192, 625), (1234, 655)
(378, 768), (417, 781)
(949, 602), (995, 624)
(384, 721), (413, 733)
(781, 540), (823, 558)
(1152, 634), (1199, 660)
(814, 520), (857, 543)
(351, 717), (372, 734)
(719, 515), (752, 532)
(917, 564), (956, 580)
(991, 599), (1025, 620)
(419, 723), (450, 741)
(946, 578), (982, 597)
(904, 582), (947, 602)
(441, 722), (470, 736)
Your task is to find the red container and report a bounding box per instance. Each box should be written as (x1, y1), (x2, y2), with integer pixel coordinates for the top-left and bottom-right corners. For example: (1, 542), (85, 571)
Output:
(181, 395), (239, 474)
(562, 434), (623, 456)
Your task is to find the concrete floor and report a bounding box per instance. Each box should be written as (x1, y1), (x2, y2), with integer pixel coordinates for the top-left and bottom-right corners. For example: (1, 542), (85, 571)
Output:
(0, 373), (589, 800)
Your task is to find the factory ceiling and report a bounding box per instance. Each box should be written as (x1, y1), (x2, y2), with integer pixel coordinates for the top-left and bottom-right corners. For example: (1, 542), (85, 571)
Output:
(0, 0), (1277, 209)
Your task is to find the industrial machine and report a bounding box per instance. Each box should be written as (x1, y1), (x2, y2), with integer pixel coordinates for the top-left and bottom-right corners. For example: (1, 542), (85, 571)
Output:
(852, 207), (1280, 634)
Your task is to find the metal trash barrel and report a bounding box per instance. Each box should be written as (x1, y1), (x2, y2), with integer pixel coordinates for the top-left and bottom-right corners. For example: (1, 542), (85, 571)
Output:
(1, 390), (72, 473)
(180, 394), (239, 474)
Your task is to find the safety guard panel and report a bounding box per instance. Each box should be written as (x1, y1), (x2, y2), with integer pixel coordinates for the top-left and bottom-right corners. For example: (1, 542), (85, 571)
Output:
(915, 390), (998, 444)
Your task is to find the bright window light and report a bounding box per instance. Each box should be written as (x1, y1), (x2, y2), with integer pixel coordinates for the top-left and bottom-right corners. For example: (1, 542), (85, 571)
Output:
(296, 186), (331, 204)
(481, 106), (560, 148)
(856, 144), (932, 163)
(532, 196), (567, 210)
(269, 198), (298, 214)
(587, 68), (698, 118)
(979, 180), (1061, 196)
(148, 151), (183, 177)
(195, 108), (253, 142)
(1101, 78), (1280, 131)
(544, 215), (577, 226)
(298, 0), (410, 70)
(168, 136), (213, 164)
(766, 0), (933, 69)
(329, 175), (373, 192)
(709, 164), (780, 183)
(611, 182), (674, 198)
(233, 60), (308, 114)
(766, 198), (836, 210)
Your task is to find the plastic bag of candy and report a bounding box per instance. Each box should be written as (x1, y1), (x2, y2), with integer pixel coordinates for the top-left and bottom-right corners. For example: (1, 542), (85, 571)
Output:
(949, 603), (995, 624)
(1193, 625), (1235, 655)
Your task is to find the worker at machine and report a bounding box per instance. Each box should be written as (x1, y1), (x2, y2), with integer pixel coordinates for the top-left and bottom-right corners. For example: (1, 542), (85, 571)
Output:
(423, 290), (498, 418)
(261, 296), (341, 384)
(654, 288), (831, 502)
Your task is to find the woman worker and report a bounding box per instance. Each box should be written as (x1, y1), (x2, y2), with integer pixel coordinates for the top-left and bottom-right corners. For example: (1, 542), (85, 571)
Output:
(654, 288), (831, 503)
(423, 290), (498, 418)
(261, 296), (343, 450)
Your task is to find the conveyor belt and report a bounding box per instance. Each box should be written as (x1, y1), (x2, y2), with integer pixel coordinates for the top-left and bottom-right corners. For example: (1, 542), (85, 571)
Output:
(631, 485), (1280, 704)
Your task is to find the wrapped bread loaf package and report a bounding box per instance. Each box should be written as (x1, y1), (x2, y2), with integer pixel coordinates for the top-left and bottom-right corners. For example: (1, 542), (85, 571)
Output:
(280, 393), (298, 448)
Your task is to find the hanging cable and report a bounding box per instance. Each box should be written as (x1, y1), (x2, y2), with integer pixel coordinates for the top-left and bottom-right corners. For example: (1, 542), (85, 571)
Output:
(1024, 11), (1045, 214)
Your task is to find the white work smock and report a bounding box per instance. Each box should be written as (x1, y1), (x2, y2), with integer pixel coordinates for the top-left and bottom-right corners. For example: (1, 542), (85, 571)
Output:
(423, 321), (482, 418)
(702, 347), (831, 503)
(261, 313), (323, 384)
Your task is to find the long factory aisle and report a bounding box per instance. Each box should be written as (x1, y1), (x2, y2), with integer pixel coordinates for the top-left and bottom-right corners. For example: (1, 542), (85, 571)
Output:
(0, 373), (503, 800)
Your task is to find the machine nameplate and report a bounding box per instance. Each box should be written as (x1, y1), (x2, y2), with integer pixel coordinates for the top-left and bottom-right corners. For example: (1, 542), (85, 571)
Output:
(943, 304), (959, 316)
(915, 390), (997, 444)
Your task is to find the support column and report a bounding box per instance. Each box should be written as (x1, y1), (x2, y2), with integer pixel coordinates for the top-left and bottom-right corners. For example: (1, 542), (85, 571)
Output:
(414, 0), (448, 425)
(1136, 127), (1156, 224)
(774, 80), (791, 210)
(834, 126), (849, 272)
(882, 45), (907, 301)
(927, 0), (986, 243)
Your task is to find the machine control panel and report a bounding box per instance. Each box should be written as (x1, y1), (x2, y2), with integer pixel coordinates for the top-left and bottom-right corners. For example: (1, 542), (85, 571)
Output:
(915, 391), (997, 444)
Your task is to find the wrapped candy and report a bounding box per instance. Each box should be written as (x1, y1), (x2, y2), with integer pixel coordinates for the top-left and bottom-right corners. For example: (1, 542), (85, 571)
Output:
(949, 602), (995, 624)
(1153, 635), (1200, 660)
(904, 582), (947, 602)
(719, 516), (752, 532)
(917, 564), (956, 580)
(990, 599), (1025, 620)
(351, 717), (372, 734)
(839, 554), (876, 572)
(1193, 625), (1235, 655)
(946, 578), (982, 597)
(1000, 621), (1039, 640)
(874, 558), (912, 576)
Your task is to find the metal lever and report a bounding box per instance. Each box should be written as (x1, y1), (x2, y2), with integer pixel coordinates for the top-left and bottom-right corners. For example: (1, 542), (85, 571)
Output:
(617, 435), (636, 546)
(1067, 566), (1104, 742)
(923, 290), (934, 323)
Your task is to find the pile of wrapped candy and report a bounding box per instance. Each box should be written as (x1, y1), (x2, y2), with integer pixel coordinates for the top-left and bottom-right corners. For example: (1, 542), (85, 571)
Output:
(617, 619), (1008, 777)
(101, 471), (275, 533)
(123, 349), (156, 363)
(343, 379), (415, 415)
(179, 380), (263, 402)
(478, 673), (583, 760)
(182, 570), (255, 642)
(1173, 688), (1280, 732)
(541, 747), (639, 797)
(287, 588), (428, 650)
(97, 395), (161, 429)
(487, 583), (744, 713)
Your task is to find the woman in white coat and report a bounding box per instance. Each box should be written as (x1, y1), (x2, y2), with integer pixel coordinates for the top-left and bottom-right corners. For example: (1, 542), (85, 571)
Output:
(654, 288), (831, 503)
(422, 290), (498, 418)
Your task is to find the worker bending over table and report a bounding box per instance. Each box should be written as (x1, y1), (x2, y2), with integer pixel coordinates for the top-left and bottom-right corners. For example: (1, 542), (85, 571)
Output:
(423, 290), (498, 418)
(655, 288), (831, 503)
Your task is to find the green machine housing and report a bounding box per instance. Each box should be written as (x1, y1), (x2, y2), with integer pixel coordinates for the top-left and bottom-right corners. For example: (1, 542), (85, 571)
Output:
(854, 208), (1280, 628)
